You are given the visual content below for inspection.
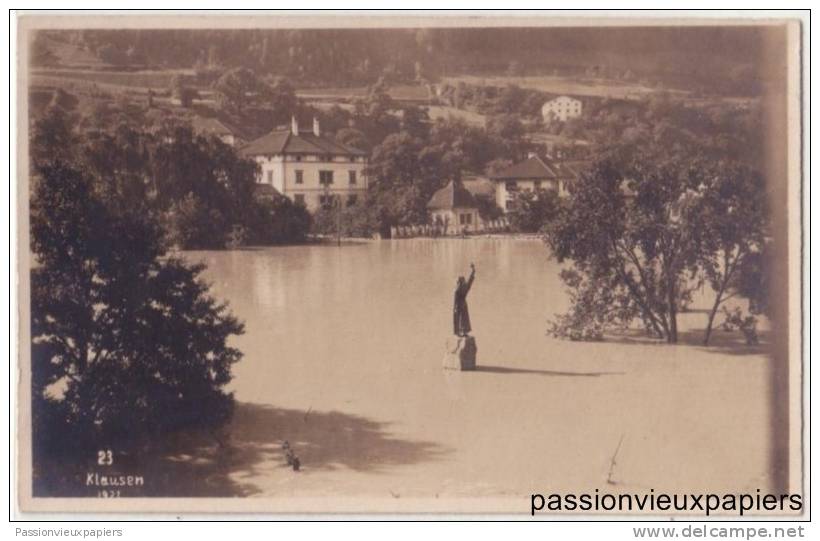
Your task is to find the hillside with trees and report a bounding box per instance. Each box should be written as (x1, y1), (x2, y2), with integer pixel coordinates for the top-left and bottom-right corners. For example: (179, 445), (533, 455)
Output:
(33, 26), (775, 96)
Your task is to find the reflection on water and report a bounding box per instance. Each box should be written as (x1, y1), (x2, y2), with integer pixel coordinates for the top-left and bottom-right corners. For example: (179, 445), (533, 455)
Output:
(180, 238), (777, 495)
(185, 239), (565, 405)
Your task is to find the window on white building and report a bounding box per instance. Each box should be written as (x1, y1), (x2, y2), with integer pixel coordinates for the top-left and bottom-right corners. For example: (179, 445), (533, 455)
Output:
(349, 170), (357, 185)
(295, 170), (303, 184)
(319, 170), (334, 185)
(294, 194), (305, 206)
(319, 194), (336, 209)
(266, 170), (273, 184)
(347, 194), (358, 207)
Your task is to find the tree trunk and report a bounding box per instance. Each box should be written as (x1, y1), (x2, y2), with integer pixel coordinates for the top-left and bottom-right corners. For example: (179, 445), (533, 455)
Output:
(703, 250), (739, 345)
(703, 291), (723, 346)
(667, 281), (678, 343)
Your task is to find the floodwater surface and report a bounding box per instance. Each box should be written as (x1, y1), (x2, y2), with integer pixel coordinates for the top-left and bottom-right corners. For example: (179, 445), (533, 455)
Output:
(184, 239), (776, 506)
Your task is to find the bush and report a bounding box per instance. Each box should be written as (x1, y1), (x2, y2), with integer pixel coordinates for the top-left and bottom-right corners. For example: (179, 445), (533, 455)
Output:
(547, 268), (640, 341)
(507, 188), (560, 233)
(246, 195), (312, 245)
(312, 201), (379, 238)
(165, 192), (228, 249)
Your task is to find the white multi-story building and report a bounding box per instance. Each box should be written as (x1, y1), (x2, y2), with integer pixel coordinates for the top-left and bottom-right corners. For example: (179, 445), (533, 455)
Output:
(541, 95), (583, 123)
(241, 117), (368, 212)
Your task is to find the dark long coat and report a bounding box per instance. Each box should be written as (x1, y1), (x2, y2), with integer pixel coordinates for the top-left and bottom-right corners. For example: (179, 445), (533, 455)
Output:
(453, 269), (475, 336)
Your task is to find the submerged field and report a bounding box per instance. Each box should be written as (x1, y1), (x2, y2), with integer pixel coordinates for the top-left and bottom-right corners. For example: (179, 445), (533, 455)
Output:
(172, 238), (777, 509)
(32, 239), (779, 511)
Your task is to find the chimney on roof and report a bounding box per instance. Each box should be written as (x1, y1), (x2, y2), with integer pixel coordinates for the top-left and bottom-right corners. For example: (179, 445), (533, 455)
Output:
(291, 116), (299, 136)
(313, 117), (321, 137)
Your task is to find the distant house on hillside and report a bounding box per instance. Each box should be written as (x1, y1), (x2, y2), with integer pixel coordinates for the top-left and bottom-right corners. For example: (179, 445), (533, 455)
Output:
(490, 153), (585, 211)
(541, 95), (583, 123)
(241, 117), (368, 212)
(427, 180), (482, 234)
(191, 116), (242, 147)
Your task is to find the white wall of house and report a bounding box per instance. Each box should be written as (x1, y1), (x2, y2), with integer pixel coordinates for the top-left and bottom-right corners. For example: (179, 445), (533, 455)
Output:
(252, 154), (368, 212)
(542, 96), (582, 123)
(494, 178), (566, 210)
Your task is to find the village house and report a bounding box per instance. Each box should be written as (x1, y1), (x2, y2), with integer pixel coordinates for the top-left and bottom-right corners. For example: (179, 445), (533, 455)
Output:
(191, 116), (243, 147)
(427, 180), (483, 234)
(241, 117), (368, 212)
(490, 153), (584, 211)
(541, 95), (583, 123)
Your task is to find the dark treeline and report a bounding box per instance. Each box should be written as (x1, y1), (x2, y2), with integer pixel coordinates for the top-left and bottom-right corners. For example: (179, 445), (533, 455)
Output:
(31, 100), (311, 250)
(36, 26), (777, 95)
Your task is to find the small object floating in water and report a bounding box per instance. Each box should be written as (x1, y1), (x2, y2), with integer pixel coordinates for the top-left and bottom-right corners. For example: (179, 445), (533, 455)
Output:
(283, 443), (301, 471)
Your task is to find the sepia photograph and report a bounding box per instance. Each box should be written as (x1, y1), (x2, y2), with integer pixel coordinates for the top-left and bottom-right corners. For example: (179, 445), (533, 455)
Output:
(13, 11), (806, 517)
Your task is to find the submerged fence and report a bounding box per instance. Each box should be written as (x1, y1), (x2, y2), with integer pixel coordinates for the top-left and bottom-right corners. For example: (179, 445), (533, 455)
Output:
(390, 217), (510, 239)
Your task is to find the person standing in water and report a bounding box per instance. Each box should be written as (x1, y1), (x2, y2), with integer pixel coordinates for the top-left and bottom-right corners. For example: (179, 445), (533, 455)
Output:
(453, 263), (476, 337)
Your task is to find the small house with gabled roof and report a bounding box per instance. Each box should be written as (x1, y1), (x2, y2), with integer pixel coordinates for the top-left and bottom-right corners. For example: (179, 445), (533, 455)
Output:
(490, 153), (585, 211)
(191, 116), (242, 147)
(427, 180), (482, 234)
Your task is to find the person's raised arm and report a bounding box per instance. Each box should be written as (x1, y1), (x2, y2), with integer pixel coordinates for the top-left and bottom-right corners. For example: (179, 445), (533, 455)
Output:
(465, 263), (476, 292)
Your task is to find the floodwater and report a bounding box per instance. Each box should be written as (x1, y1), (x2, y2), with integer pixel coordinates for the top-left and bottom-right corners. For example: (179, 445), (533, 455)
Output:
(184, 238), (776, 508)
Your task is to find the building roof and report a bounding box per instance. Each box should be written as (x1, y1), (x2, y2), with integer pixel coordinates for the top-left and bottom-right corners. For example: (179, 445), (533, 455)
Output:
(543, 95), (581, 105)
(427, 180), (478, 210)
(191, 116), (236, 137)
(490, 155), (586, 181)
(241, 128), (367, 157)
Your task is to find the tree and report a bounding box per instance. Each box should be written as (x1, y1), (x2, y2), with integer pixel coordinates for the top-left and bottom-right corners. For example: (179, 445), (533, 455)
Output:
(697, 161), (769, 344)
(96, 43), (128, 65)
(353, 79), (399, 142)
(545, 147), (710, 343)
(170, 74), (198, 108)
(165, 192), (229, 249)
(31, 33), (58, 67)
(149, 124), (259, 247)
(31, 103), (83, 170)
(429, 117), (507, 174)
(31, 162), (244, 456)
(268, 77), (298, 117)
(365, 132), (431, 230)
(49, 88), (78, 112)
(246, 194), (313, 245)
(312, 200), (378, 238)
(400, 104), (430, 139)
(485, 114), (527, 160)
(335, 127), (369, 152)
(474, 194), (504, 222)
(213, 67), (270, 115)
